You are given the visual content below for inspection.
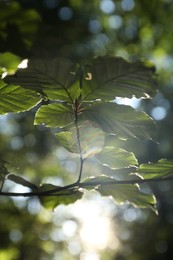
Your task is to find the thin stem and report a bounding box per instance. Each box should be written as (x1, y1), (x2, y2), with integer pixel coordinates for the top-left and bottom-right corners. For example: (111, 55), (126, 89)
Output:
(77, 155), (84, 183)
(74, 101), (85, 183)
(73, 69), (85, 183)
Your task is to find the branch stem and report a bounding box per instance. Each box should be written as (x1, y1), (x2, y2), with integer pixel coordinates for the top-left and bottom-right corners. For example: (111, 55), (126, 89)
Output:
(1, 176), (173, 197)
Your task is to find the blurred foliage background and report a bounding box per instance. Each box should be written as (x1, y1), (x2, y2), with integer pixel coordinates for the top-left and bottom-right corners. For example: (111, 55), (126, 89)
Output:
(1, 0), (173, 259)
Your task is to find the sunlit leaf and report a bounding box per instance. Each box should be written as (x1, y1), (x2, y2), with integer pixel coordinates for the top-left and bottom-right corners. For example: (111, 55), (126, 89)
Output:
(68, 81), (81, 101)
(82, 175), (156, 210)
(138, 159), (173, 179)
(95, 146), (138, 169)
(80, 175), (111, 190)
(82, 56), (157, 101)
(4, 57), (80, 102)
(0, 79), (41, 114)
(81, 102), (156, 140)
(102, 166), (138, 180)
(34, 103), (74, 127)
(56, 131), (79, 153)
(0, 52), (21, 73)
(98, 183), (156, 210)
(56, 121), (105, 156)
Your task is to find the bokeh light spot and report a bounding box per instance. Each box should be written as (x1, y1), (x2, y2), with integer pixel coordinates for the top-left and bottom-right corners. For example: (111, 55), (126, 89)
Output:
(10, 136), (23, 150)
(43, 0), (59, 9)
(88, 19), (101, 33)
(108, 15), (122, 29)
(121, 0), (135, 11)
(58, 7), (73, 21)
(151, 106), (167, 121)
(100, 0), (116, 14)
(27, 197), (41, 215)
(62, 220), (77, 237)
(123, 208), (137, 222)
(9, 229), (23, 243)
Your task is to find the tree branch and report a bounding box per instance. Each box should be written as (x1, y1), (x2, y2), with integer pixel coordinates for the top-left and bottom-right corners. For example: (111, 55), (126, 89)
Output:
(1, 175), (173, 197)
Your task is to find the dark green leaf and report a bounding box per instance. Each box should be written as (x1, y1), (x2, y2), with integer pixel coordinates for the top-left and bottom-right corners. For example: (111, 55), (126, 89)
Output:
(82, 56), (157, 101)
(38, 184), (83, 209)
(81, 102), (156, 140)
(0, 79), (41, 114)
(7, 174), (38, 190)
(4, 57), (80, 102)
(138, 159), (173, 179)
(34, 103), (74, 127)
(95, 146), (138, 169)
(0, 160), (9, 191)
(0, 160), (9, 176)
(37, 183), (61, 192)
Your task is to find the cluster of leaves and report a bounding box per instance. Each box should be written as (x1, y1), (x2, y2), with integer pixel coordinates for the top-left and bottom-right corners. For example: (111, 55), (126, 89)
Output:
(1, 55), (173, 211)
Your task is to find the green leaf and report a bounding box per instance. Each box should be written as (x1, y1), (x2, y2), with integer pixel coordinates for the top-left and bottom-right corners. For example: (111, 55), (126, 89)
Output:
(95, 146), (138, 169)
(34, 103), (74, 127)
(81, 102), (156, 140)
(82, 175), (156, 210)
(101, 166), (138, 180)
(82, 56), (157, 101)
(98, 183), (156, 209)
(0, 79), (41, 114)
(138, 159), (173, 179)
(67, 81), (81, 101)
(0, 52), (21, 73)
(38, 184), (83, 209)
(56, 131), (79, 153)
(7, 174), (38, 190)
(37, 183), (61, 192)
(55, 121), (105, 156)
(4, 57), (80, 102)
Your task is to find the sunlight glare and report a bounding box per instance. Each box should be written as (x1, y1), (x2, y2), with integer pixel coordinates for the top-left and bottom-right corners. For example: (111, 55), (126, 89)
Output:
(71, 195), (119, 251)
(100, 0), (116, 14)
(80, 251), (100, 260)
(62, 220), (78, 237)
(80, 217), (111, 250)
(18, 59), (28, 69)
(115, 97), (141, 108)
